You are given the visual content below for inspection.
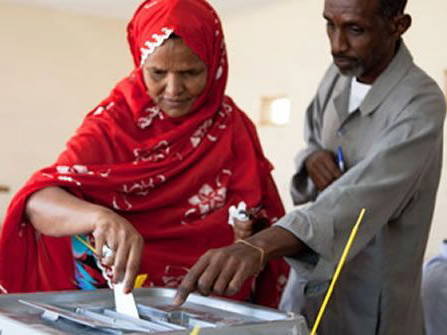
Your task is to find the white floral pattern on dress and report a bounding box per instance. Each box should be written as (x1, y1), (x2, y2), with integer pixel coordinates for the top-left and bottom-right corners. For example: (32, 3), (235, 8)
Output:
(46, 165), (111, 187)
(93, 101), (115, 116)
(216, 40), (227, 80)
(216, 169), (232, 187)
(222, 101), (233, 114)
(137, 106), (164, 129)
(0, 283), (8, 294)
(55, 165), (111, 178)
(188, 183), (226, 216)
(93, 106), (105, 116)
(140, 27), (174, 66)
(57, 176), (82, 186)
(207, 134), (217, 142)
(190, 119), (213, 148)
(144, 1), (159, 10)
(183, 169), (232, 224)
(133, 140), (170, 164)
(187, 101), (233, 150)
(57, 165), (90, 175)
(121, 174), (166, 196)
(112, 195), (133, 211)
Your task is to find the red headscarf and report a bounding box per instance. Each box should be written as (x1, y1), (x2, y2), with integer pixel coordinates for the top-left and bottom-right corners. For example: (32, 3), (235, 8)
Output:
(0, 0), (288, 307)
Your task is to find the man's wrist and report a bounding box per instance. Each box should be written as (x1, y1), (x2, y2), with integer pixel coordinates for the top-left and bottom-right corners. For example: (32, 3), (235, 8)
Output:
(246, 226), (305, 264)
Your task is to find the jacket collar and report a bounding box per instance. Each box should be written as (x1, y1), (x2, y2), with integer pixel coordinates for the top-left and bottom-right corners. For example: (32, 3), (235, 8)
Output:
(332, 41), (414, 120)
(359, 41), (414, 116)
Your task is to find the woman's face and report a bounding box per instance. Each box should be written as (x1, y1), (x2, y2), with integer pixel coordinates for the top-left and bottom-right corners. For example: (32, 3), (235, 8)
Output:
(142, 38), (208, 118)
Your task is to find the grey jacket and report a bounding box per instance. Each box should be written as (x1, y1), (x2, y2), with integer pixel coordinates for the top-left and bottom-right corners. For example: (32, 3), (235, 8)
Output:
(276, 43), (446, 335)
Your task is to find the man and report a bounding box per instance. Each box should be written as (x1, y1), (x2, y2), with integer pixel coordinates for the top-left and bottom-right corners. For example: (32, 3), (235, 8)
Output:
(174, 0), (446, 333)
(421, 240), (447, 335)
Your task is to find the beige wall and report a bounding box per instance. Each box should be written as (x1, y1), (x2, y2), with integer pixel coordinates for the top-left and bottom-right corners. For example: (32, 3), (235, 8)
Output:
(1, 1), (446, 258)
(0, 3), (131, 216)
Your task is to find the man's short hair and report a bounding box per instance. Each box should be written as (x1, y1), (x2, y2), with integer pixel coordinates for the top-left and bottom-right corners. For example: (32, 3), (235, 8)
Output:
(379, 0), (408, 18)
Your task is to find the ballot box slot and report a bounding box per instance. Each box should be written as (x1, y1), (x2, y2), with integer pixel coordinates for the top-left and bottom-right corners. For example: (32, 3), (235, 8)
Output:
(102, 308), (185, 331)
(137, 304), (217, 328)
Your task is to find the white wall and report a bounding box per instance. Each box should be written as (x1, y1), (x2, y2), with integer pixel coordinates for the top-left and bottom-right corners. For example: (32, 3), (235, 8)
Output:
(0, 3), (131, 216)
(1, 0), (446, 258)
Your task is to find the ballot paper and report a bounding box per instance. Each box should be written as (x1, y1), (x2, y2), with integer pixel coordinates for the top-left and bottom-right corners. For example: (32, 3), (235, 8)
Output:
(114, 282), (140, 319)
(101, 245), (139, 319)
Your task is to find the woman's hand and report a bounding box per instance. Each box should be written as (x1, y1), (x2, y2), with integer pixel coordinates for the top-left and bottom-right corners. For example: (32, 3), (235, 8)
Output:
(232, 218), (254, 240)
(232, 207), (270, 241)
(91, 208), (144, 293)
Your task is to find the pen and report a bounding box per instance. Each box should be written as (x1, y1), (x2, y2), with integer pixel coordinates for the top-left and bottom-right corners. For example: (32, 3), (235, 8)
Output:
(74, 235), (113, 257)
(74, 235), (148, 288)
(336, 145), (345, 173)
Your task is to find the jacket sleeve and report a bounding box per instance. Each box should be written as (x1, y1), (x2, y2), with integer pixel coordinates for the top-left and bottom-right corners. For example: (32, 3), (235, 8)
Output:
(290, 98), (323, 205)
(290, 66), (340, 205)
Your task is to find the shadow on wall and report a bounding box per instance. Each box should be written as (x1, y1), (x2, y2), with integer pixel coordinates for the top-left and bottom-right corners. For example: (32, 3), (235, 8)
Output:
(0, 185), (10, 228)
(0, 186), (9, 193)
(444, 70), (447, 98)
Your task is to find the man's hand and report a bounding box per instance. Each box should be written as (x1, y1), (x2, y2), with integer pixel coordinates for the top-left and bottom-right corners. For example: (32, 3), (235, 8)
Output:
(173, 242), (262, 305)
(173, 227), (304, 306)
(305, 150), (342, 191)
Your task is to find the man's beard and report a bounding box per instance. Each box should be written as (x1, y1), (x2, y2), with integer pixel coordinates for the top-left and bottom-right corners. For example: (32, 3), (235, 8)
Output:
(333, 56), (364, 78)
(339, 64), (364, 78)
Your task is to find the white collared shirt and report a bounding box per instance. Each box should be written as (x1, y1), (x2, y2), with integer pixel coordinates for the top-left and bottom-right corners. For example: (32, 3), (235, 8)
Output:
(348, 77), (372, 113)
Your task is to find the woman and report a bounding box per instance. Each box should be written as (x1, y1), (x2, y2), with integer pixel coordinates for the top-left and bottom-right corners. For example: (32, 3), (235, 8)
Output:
(0, 0), (288, 307)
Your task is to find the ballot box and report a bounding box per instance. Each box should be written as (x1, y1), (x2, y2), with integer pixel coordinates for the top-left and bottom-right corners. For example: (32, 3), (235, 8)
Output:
(0, 287), (309, 334)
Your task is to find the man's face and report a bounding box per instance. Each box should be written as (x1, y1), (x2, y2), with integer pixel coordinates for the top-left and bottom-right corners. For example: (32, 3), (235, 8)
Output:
(324, 0), (398, 84)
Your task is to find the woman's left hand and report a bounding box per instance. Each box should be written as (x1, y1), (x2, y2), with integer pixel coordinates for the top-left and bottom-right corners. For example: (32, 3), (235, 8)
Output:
(232, 219), (254, 240)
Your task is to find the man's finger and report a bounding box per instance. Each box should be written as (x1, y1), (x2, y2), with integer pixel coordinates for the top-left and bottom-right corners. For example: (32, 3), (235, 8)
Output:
(196, 252), (226, 296)
(173, 254), (210, 305)
(225, 262), (251, 296)
(212, 258), (238, 295)
(321, 156), (342, 178)
(315, 162), (334, 183)
(310, 169), (329, 190)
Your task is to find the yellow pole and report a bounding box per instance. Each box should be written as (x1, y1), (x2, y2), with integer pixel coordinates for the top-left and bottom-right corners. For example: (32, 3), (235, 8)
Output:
(310, 208), (366, 335)
(74, 235), (97, 253)
(190, 325), (201, 335)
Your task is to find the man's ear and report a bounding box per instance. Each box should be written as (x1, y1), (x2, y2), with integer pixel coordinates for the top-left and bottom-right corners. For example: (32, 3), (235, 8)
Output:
(392, 14), (412, 36)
